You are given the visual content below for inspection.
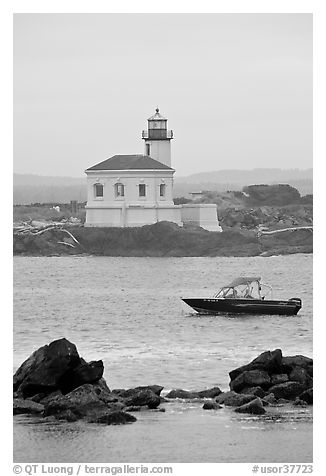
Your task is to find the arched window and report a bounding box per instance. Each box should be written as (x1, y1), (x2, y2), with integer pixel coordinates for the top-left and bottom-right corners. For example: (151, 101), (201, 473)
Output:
(115, 183), (125, 198)
(159, 184), (166, 197)
(94, 183), (103, 198)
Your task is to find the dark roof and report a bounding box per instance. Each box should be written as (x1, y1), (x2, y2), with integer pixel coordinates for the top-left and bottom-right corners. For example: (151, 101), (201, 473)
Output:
(223, 277), (261, 288)
(86, 155), (173, 171)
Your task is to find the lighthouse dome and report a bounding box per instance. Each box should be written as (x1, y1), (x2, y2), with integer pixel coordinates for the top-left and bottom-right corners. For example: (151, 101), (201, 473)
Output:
(148, 108), (167, 121)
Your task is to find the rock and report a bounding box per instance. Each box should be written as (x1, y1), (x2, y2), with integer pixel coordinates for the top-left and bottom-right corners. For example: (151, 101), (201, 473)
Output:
(282, 355), (313, 371)
(89, 411), (137, 425)
(39, 390), (63, 405)
(289, 367), (313, 389)
(165, 389), (199, 399)
(91, 379), (119, 404)
(13, 338), (81, 397)
(270, 374), (289, 385)
(165, 387), (222, 399)
(234, 397), (266, 415)
(26, 392), (48, 403)
(239, 386), (267, 398)
(262, 393), (277, 405)
(124, 406), (142, 412)
(203, 401), (222, 410)
(277, 398), (291, 404)
(123, 388), (161, 409)
(293, 399), (308, 407)
(59, 359), (104, 394)
(215, 391), (256, 407)
(43, 383), (110, 419)
(13, 398), (45, 415)
(229, 349), (283, 381)
(53, 409), (79, 422)
(113, 385), (164, 398)
(196, 387), (222, 398)
(230, 369), (271, 392)
(298, 388), (313, 404)
(267, 381), (306, 400)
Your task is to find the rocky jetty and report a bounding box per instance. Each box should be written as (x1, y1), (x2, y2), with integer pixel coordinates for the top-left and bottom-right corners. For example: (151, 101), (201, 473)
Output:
(13, 338), (163, 425)
(13, 341), (313, 424)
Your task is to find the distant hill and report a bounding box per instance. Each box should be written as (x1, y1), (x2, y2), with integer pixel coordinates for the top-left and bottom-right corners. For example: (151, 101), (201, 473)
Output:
(14, 174), (86, 205)
(174, 168), (313, 197)
(13, 169), (313, 204)
(176, 168), (312, 184)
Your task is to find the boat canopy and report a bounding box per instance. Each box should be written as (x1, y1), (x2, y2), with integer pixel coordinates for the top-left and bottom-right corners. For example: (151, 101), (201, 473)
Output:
(222, 276), (261, 289)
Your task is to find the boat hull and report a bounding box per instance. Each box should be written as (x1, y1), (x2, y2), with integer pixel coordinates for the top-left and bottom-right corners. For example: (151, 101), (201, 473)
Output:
(182, 298), (301, 316)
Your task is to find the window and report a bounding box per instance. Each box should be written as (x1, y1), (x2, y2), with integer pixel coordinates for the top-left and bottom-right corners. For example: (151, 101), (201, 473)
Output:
(94, 183), (103, 198)
(115, 183), (125, 198)
(139, 184), (146, 197)
(159, 184), (166, 197)
(146, 144), (151, 156)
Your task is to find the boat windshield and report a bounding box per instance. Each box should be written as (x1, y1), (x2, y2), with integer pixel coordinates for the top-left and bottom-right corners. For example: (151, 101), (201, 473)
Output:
(213, 277), (273, 300)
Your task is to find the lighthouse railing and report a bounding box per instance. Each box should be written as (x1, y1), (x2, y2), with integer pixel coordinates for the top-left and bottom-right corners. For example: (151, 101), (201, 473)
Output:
(142, 130), (173, 139)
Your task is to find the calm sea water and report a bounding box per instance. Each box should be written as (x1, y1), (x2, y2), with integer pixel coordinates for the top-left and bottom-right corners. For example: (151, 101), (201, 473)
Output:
(13, 255), (313, 463)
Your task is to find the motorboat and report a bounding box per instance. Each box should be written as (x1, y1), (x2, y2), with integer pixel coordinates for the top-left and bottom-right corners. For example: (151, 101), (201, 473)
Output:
(181, 276), (302, 316)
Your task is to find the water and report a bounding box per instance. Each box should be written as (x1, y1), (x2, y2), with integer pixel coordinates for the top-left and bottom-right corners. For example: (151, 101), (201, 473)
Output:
(13, 254), (312, 462)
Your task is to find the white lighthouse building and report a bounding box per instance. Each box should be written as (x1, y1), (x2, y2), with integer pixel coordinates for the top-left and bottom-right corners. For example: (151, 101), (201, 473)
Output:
(142, 108), (173, 167)
(84, 108), (222, 231)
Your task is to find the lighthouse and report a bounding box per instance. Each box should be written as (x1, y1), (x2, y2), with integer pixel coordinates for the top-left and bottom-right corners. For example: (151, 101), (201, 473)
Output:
(84, 107), (222, 231)
(142, 108), (173, 167)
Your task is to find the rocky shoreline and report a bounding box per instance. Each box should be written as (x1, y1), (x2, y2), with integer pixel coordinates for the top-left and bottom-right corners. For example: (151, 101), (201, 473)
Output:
(13, 339), (313, 424)
(13, 221), (312, 257)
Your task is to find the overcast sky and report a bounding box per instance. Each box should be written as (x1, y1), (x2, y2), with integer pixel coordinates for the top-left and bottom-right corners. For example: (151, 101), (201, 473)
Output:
(13, 13), (312, 177)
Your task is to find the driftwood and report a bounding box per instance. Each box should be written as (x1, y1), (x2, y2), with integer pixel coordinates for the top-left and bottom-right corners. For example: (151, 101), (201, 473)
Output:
(13, 221), (81, 248)
(57, 241), (75, 248)
(257, 226), (313, 237)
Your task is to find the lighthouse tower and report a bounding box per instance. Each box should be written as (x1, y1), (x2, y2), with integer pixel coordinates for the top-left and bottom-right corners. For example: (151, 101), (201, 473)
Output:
(142, 108), (173, 167)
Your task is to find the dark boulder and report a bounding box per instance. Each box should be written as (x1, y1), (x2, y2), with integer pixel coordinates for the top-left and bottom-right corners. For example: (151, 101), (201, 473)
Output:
(270, 374), (289, 386)
(262, 393), (277, 405)
(215, 391), (256, 407)
(203, 401), (222, 410)
(298, 388), (313, 404)
(38, 390), (63, 405)
(289, 367), (313, 389)
(234, 397), (266, 415)
(43, 383), (112, 419)
(267, 381), (306, 400)
(124, 406), (142, 412)
(282, 355), (313, 370)
(165, 387), (222, 399)
(123, 388), (161, 409)
(112, 385), (163, 398)
(196, 387), (222, 398)
(13, 398), (44, 415)
(165, 389), (199, 399)
(277, 398), (291, 404)
(92, 378), (119, 404)
(293, 398), (308, 407)
(229, 349), (283, 381)
(239, 386), (267, 398)
(26, 392), (48, 403)
(58, 359), (104, 394)
(13, 338), (81, 397)
(53, 409), (79, 422)
(230, 369), (271, 392)
(89, 411), (137, 425)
